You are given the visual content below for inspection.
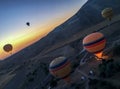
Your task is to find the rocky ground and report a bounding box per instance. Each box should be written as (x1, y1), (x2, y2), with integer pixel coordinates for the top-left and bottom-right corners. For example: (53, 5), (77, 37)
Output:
(0, 0), (120, 89)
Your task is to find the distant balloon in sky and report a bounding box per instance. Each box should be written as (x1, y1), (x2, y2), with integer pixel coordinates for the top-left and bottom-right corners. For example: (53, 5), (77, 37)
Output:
(3, 44), (13, 53)
(83, 32), (106, 59)
(101, 8), (113, 21)
(49, 56), (71, 83)
(26, 22), (30, 26)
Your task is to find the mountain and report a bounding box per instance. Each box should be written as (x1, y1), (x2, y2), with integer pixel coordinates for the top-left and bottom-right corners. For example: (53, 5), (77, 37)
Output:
(47, 0), (120, 42)
(2, 0), (120, 64)
(0, 0), (120, 89)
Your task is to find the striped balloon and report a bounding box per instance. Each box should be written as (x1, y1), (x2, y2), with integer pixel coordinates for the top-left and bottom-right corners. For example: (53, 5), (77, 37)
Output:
(49, 56), (71, 82)
(83, 32), (106, 54)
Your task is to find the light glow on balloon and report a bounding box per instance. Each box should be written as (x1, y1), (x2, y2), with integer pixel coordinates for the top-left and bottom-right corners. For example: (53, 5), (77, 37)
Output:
(83, 32), (106, 60)
(95, 52), (103, 60)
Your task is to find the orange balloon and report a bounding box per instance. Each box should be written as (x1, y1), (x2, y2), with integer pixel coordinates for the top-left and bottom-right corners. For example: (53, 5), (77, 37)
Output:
(83, 32), (106, 54)
(3, 44), (13, 52)
(49, 57), (71, 83)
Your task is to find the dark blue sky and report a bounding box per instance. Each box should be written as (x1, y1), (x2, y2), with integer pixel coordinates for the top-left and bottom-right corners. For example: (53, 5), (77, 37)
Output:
(0, 0), (87, 39)
(0, 0), (88, 59)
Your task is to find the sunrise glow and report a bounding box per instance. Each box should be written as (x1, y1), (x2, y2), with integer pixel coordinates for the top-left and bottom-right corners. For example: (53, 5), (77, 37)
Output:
(0, 13), (77, 60)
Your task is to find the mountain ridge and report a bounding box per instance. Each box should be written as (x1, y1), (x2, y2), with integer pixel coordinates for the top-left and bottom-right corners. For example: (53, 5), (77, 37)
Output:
(0, 0), (120, 89)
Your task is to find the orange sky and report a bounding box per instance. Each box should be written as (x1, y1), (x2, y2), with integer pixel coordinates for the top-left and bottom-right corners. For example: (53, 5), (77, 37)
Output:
(0, 13), (75, 60)
(0, 0), (88, 60)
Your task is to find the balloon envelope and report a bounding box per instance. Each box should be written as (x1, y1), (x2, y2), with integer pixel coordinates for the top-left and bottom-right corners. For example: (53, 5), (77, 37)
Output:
(83, 32), (106, 54)
(101, 8), (113, 21)
(26, 22), (30, 26)
(3, 44), (13, 52)
(49, 57), (71, 82)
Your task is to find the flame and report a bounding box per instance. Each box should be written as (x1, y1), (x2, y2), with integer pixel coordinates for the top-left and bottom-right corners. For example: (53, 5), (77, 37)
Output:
(95, 52), (109, 60)
(94, 52), (103, 60)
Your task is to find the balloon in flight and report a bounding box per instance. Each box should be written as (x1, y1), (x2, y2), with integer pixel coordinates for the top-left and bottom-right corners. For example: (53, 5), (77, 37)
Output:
(3, 44), (13, 53)
(83, 32), (106, 58)
(26, 22), (30, 26)
(49, 56), (71, 83)
(101, 8), (113, 21)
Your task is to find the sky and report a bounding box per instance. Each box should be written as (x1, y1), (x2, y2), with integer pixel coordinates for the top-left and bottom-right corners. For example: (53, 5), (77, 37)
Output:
(0, 0), (88, 60)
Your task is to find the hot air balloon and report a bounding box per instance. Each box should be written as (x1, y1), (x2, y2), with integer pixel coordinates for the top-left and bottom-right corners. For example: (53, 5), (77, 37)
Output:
(83, 32), (106, 60)
(3, 44), (13, 53)
(26, 22), (30, 26)
(49, 56), (71, 83)
(101, 8), (113, 21)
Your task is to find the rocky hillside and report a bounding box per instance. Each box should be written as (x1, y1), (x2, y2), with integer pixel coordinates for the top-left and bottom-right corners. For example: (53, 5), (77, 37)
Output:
(0, 0), (120, 89)
(1, 0), (120, 65)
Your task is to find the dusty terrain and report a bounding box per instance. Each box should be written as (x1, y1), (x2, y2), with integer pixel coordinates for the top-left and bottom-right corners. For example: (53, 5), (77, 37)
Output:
(0, 0), (120, 89)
